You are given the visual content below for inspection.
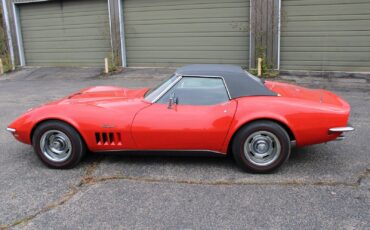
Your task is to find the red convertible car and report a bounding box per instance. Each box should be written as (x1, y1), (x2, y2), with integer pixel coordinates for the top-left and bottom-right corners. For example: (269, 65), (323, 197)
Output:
(7, 64), (354, 173)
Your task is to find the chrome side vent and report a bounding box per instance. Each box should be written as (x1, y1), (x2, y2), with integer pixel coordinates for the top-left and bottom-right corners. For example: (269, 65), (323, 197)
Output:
(95, 132), (122, 145)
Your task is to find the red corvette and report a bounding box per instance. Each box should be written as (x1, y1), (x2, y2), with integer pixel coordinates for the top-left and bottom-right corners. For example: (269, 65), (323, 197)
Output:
(7, 65), (354, 173)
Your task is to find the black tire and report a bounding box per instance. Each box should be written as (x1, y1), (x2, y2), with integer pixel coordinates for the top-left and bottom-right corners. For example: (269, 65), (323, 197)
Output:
(232, 120), (291, 173)
(32, 121), (86, 169)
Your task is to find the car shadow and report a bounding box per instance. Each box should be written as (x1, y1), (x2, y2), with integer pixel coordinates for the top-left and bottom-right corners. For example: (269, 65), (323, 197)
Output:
(78, 147), (320, 175)
(25, 145), (326, 176)
(90, 151), (236, 169)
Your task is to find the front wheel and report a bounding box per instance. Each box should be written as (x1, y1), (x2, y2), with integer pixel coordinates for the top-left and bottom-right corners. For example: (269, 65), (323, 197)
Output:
(32, 121), (86, 169)
(232, 121), (291, 173)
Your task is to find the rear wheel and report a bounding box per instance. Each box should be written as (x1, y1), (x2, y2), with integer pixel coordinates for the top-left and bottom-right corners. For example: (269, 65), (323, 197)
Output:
(232, 121), (291, 173)
(32, 121), (86, 169)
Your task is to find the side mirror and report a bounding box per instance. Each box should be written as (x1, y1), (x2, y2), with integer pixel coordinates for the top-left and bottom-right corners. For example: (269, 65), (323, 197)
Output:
(168, 92), (178, 109)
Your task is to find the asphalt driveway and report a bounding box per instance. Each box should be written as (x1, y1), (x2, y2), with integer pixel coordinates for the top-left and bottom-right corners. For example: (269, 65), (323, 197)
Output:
(0, 67), (369, 229)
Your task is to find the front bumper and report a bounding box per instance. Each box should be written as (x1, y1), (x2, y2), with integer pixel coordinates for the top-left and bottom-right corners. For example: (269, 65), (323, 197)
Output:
(6, 128), (16, 134)
(329, 126), (354, 141)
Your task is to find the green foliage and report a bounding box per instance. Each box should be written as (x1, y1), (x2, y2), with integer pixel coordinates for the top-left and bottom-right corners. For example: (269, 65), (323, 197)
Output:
(108, 50), (120, 73)
(249, 68), (258, 76)
(108, 55), (117, 73)
(2, 53), (12, 72)
(102, 50), (123, 75)
(252, 47), (279, 78)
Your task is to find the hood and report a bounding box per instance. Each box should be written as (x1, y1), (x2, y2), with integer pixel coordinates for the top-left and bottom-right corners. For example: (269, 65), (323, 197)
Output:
(7, 87), (151, 145)
(47, 86), (149, 105)
(43, 86), (150, 109)
(265, 81), (349, 108)
(67, 86), (149, 100)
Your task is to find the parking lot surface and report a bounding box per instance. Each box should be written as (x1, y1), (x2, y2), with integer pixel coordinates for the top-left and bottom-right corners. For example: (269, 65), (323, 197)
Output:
(0, 67), (369, 229)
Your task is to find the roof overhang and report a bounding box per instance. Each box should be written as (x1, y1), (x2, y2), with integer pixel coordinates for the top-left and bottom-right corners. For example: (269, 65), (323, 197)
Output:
(13, 0), (51, 4)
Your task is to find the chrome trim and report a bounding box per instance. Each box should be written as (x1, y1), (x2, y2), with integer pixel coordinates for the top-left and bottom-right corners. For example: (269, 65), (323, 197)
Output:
(243, 130), (281, 167)
(329, 127), (354, 133)
(40, 130), (72, 162)
(334, 133), (346, 141)
(94, 149), (226, 155)
(221, 77), (232, 100)
(151, 74), (182, 103)
(334, 136), (346, 141)
(290, 140), (297, 147)
(6, 128), (16, 133)
(152, 74), (232, 103)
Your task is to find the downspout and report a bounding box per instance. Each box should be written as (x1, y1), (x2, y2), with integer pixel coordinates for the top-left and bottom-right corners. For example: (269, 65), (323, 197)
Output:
(118, 0), (127, 67)
(277, 0), (281, 70)
(1, 0), (15, 70)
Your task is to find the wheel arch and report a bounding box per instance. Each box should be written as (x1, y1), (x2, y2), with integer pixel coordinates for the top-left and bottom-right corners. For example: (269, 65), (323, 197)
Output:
(30, 118), (88, 149)
(226, 118), (296, 155)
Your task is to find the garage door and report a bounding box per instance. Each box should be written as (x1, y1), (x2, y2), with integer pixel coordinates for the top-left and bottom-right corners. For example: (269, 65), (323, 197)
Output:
(124, 0), (250, 67)
(19, 0), (112, 67)
(281, 0), (370, 72)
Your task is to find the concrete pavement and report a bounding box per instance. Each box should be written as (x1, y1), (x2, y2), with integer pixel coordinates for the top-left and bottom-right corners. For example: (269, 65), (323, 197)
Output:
(0, 67), (369, 229)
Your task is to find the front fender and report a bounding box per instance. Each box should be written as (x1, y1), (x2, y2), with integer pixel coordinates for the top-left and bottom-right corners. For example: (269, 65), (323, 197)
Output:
(8, 104), (92, 145)
(8, 103), (138, 150)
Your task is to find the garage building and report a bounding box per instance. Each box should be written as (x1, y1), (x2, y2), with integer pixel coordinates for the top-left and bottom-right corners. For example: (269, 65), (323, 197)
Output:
(1, 0), (370, 73)
(18, 0), (111, 67)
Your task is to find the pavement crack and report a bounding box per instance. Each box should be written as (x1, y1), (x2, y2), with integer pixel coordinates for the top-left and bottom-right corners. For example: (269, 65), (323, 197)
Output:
(79, 159), (102, 186)
(79, 167), (370, 188)
(3, 186), (80, 229)
(357, 168), (370, 185)
(3, 163), (369, 229)
(82, 174), (358, 188)
(3, 159), (103, 229)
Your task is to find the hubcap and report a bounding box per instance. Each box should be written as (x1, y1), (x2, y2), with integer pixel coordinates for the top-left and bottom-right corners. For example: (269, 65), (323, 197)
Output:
(243, 131), (281, 166)
(40, 130), (72, 163)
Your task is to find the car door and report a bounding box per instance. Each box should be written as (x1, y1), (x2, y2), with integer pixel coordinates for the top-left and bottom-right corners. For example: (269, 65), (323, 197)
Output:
(131, 76), (237, 152)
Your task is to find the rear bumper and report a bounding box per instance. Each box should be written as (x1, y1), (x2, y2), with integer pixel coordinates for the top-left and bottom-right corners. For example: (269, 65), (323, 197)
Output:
(329, 127), (354, 132)
(329, 126), (354, 141)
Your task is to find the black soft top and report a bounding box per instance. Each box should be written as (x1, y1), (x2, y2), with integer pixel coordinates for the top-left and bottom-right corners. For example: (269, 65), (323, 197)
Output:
(176, 64), (276, 99)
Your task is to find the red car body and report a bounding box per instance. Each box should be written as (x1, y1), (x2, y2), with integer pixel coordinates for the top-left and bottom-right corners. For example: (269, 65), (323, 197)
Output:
(8, 79), (351, 155)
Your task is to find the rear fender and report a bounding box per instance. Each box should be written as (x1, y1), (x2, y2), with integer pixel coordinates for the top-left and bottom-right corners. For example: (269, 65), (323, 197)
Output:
(221, 110), (293, 153)
(221, 96), (349, 151)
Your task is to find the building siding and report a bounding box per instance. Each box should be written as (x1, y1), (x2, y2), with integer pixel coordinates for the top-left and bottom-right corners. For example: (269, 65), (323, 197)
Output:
(19, 0), (112, 67)
(280, 0), (370, 72)
(1, 0), (370, 73)
(124, 0), (250, 67)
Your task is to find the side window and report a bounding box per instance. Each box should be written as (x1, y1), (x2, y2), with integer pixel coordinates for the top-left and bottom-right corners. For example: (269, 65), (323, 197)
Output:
(157, 77), (229, 105)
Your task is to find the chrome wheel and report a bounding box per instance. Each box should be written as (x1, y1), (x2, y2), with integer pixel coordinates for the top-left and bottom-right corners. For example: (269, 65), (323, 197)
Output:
(40, 130), (72, 163)
(243, 131), (281, 166)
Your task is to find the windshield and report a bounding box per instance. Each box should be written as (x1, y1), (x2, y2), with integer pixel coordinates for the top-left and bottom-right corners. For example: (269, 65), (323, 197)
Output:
(144, 74), (179, 102)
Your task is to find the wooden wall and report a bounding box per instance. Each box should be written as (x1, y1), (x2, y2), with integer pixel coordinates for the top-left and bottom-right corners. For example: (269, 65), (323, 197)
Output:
(250, 0), (280, 69)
